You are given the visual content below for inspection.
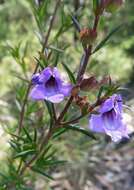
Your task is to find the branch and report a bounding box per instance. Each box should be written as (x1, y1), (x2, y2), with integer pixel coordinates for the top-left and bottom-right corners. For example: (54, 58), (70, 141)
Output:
(56, 13), (100, 123)
(18, 0), (61, 134)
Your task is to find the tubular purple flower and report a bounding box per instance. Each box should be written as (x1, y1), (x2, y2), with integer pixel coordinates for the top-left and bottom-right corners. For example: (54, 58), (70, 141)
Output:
(89, 94), (129, 142)
(30, 67), (72, 103)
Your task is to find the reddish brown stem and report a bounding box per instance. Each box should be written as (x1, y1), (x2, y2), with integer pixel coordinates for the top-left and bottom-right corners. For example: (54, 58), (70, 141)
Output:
(93, 15), (100, 31)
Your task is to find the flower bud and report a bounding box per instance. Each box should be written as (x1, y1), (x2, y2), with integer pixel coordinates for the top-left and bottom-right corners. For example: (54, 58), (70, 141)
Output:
(80, 28), (97, 48)
(80, 76), (99, 91)
(71, 86), (80, 97)
(74, 95), (89, 114)
(105, 0), (124, 13)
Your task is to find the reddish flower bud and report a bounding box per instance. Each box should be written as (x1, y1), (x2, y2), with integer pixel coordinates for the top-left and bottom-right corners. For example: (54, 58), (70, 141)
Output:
(74, 95), (89, 114)
(80, 76), (99, 91)
(71, 86), (80, 97)
(80, 28), (97, 47)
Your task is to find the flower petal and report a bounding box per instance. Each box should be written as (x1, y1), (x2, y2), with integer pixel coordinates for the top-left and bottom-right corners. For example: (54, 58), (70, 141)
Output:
(40, 67), (53, 83)
(89, 114), (105, 133)
(53, 67), (61, 79)
(105, 126), (129, 142)
(29, 85), (46, 100)
(115, 94), (123, 114)
(31, 73), (41, 84)
(102, 109), (119, 130)
(100, 96), (115, 113)
(103, 116), (129, 142)
(47, 94), (64, 103)
(60, 83), (72, 96)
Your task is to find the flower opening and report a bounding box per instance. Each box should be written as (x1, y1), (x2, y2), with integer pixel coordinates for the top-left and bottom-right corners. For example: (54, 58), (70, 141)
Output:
(30, 67), (72, 103)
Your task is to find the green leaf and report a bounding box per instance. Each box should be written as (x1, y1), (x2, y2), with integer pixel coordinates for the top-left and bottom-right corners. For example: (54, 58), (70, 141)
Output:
(66, 125), (96, 140)
(97, 86), (104, 99)
(9, 133), (26, 142)
(53, 52), (60, 67)
(9, 140), (21, 151)
(14, 149), (36, 159)
(52, 128), (68, 139)
(13, 72), (29, 84)
(48, 46), (64, 53)
(61, 62), (76, 84)
(0, 172), (11, 181)
(44, 101), (53, 117)
(31, 166), (54, 180)
(34, 57), (46, 69)
(33, 128), (37, 143)
(93, 24), (124, 53)
(9, 141), (18, 151)
(44, 149), (57, 160)
(23, 127), (33, 142)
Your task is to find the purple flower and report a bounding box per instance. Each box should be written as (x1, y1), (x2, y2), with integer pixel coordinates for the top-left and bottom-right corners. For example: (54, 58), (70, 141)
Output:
(30, 67), (72, 103)
(89, 94), (129, 142)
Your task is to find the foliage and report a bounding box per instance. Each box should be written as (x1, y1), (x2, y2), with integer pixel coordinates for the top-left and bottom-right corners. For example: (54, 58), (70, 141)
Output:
(0, 0), (133, 189)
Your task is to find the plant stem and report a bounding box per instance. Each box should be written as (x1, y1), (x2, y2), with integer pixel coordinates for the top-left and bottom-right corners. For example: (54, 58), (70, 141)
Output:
(56, 46), (92, 122)
(19, 127), (54, 176)
(61, 96), (106, 126)
(56, 15), (99, 123)
(52, 103), (57, 121)
(18, 3), (100, 176)
(77, 45), (92, 83)
(57, 96), (74, 122)
(18, 0), (61, 134)
(93, 15), (100, 31)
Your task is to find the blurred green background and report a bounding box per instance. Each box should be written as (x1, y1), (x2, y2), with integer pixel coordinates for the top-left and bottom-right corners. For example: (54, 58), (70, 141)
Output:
(0, 0), (134, 189)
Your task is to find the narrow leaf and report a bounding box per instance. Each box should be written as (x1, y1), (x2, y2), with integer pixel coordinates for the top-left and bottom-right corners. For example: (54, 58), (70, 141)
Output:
(61, 62), (76, 84)
(31, 167), (54, 180)
(93, 24), (124, 53)
(44, 101), (53, 117)
(97, 86), (104, 99)
(48, 46), (64, 53)
(66, 125), (96, 140)
(52, 128), (68, 139)
(14, 149), (36, 159)
(23, 127), (33, 142)
(9, 133), (26, 142)
(33, 128), (37, 143)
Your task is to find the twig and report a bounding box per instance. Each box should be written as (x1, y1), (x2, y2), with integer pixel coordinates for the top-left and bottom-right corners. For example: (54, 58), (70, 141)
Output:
(18, 0), (61, 134)
(52, 103), (57, 121)
(61, 114), (83, 125)
(93, 15), (100, 31)
(56, 14), (100, 123)
(18, 2), (100, 176)
(57, 96), (74, 122)
(61, 95), (107, 126)
(56, 46), (92, 123)
(76, 45), (92, 83)
(19, 127), (54, 176)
